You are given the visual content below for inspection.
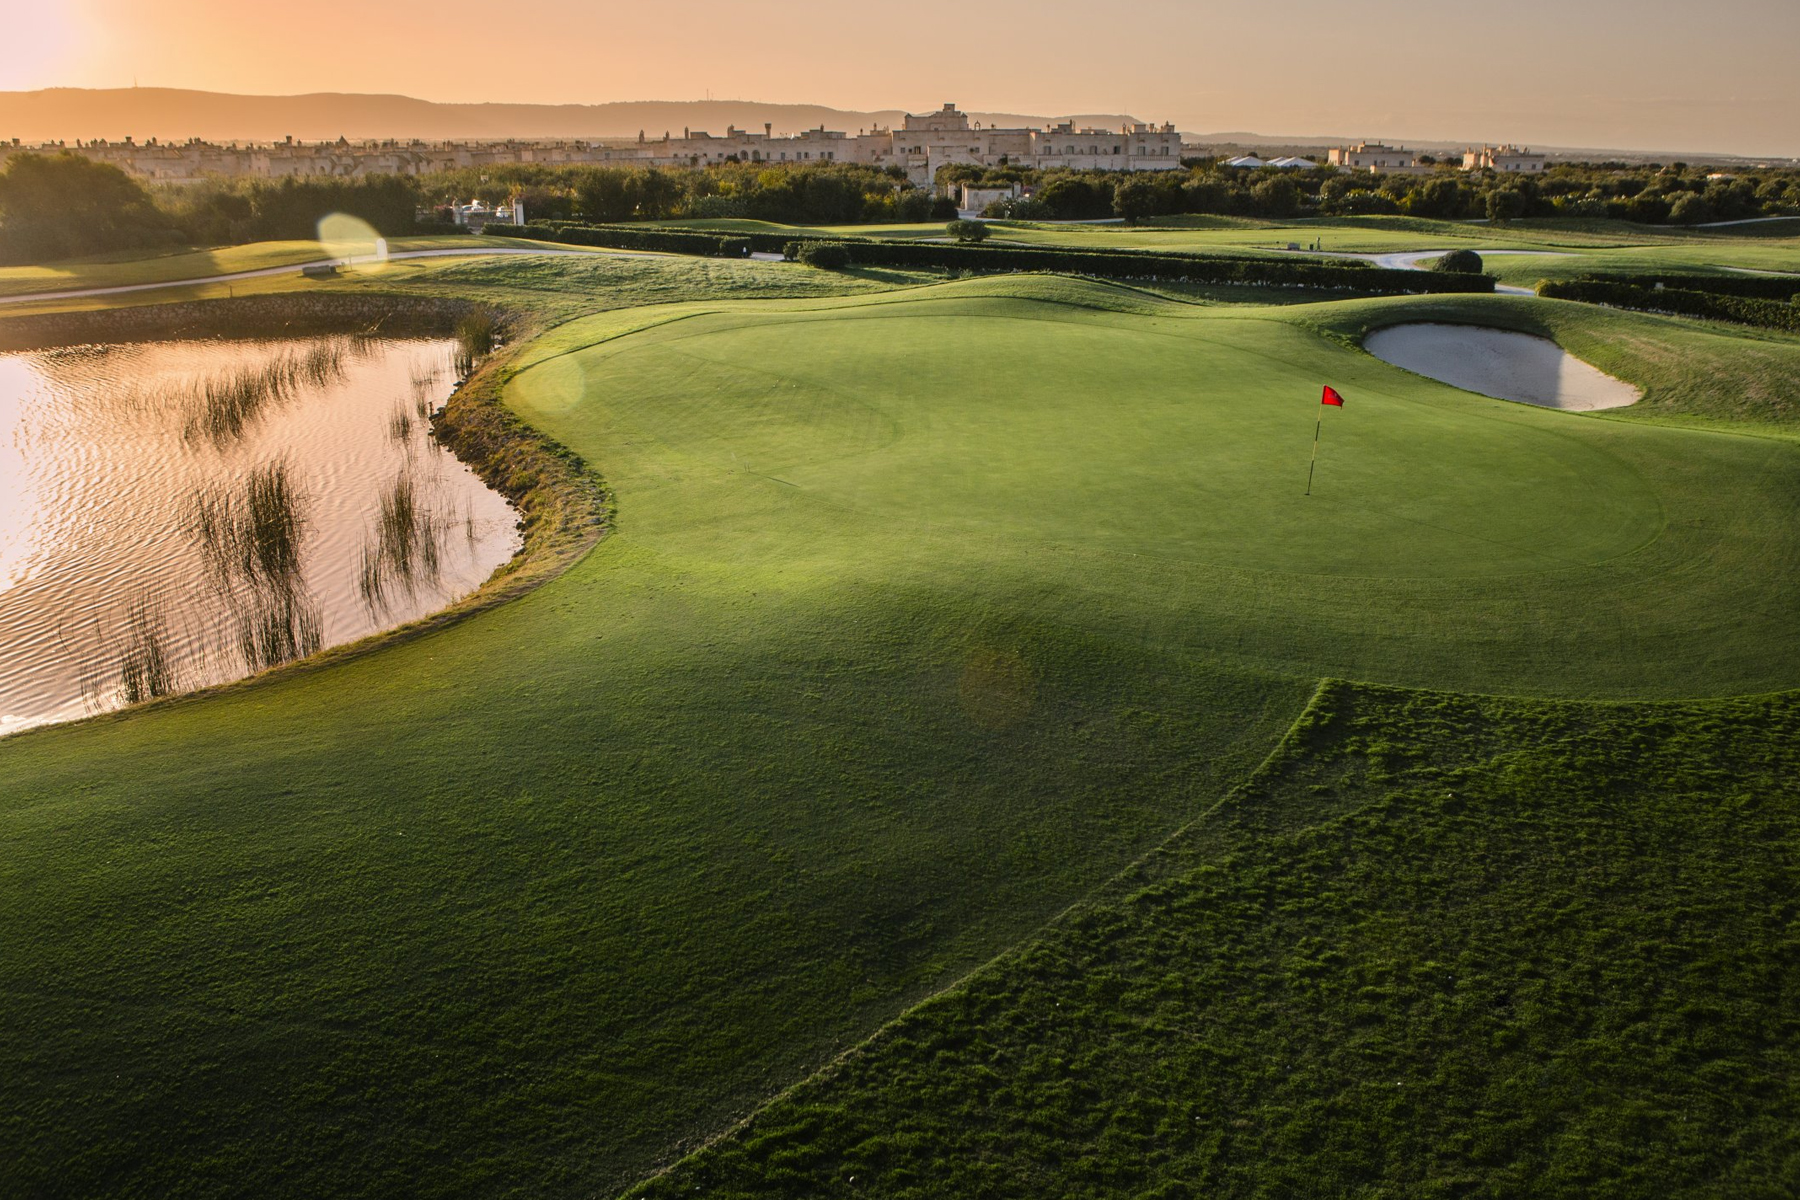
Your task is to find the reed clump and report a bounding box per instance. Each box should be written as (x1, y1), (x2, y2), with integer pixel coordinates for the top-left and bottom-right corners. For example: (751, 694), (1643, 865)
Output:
(453, 311), (501, 378)
(179, 339), (351, 445)
(115, 597), (180, 704)
(358, 469), (448, 613)
(190, 458), (308, 588)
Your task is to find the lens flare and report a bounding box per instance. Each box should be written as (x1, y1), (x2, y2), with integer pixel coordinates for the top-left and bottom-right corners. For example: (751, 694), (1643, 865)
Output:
(315, 213), (384, 271)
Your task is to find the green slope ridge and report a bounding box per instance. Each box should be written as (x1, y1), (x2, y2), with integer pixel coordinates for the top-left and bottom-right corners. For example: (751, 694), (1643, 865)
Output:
(629, 680), (1800, 1200)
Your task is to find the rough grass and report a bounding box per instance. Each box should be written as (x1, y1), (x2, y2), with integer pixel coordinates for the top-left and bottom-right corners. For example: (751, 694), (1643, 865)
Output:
(629, 679), (1800, 1200)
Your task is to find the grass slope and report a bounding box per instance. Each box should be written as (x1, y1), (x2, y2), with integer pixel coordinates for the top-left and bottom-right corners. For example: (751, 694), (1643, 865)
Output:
(0, 273), (1320, 1200)
(630, 680), (1800, 1200)
(2, 265), (1798, 1197)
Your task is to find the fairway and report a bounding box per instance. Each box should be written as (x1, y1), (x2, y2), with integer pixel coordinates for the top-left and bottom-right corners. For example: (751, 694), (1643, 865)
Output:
(510, 277), (1800, 696)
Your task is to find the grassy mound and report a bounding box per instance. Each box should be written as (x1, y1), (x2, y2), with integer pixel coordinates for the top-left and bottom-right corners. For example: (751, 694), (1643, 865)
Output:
(507, 277), (1800, 696)
(631, 680), (1800, 1199)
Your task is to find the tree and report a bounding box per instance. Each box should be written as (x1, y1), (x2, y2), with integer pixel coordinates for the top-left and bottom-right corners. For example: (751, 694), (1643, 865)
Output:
(1486, 188), (1527, 224)
(1112, 178), (1158, 224)
(1249, 176), (1300, 218)
(0, 152), (169, 263)
(945, 218), (989, 242)
(1669, 192), (1714, 225)
(1407, 176), (1469, 219)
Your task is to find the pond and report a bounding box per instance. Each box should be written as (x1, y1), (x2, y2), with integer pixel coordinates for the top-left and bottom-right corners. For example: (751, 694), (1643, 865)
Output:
(0, 335), (521, 736)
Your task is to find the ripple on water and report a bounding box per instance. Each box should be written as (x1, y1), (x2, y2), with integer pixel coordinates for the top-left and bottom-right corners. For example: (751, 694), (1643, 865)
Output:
(0, 335), (522, 736)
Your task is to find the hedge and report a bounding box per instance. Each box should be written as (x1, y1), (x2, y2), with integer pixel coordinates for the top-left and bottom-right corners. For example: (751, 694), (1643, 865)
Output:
(770, 238), (1495, 294)
(1576, 271), (1800, 301)
(484, 222), (1497, 294)
(1537, 279), (1800, 332)
(482, 222), (751, 257)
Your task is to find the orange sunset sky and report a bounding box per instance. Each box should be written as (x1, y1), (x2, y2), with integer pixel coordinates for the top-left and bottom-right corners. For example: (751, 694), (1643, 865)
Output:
(4, 0), (1798, 155)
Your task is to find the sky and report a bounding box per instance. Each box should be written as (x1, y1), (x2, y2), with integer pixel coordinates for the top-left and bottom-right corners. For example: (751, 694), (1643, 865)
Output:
(3, 0), (1798, 156)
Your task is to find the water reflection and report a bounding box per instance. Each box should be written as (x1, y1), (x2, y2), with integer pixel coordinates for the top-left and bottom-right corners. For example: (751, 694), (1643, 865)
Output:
(0, 336), (522, 735)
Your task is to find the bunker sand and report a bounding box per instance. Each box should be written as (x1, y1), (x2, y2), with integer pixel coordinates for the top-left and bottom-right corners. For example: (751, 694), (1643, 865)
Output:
(1364, 323), (1640, 411)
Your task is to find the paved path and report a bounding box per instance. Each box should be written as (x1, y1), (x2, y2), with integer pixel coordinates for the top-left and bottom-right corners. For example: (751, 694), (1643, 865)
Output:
(0, 246), (634, 307)
(1695, 215), (1800, 229)
(1294, 247), (1573, 296)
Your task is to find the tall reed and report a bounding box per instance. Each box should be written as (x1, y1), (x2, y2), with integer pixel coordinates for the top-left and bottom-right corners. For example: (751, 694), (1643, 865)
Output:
(179, 339), (351, 446)
(357, 468), (448, 613)
(453, 311), (500, 379)
(115, 597), (180, 704)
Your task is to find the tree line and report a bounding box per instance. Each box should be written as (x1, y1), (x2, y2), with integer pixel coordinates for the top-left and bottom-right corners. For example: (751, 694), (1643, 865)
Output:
(4, 147), (1797, 264)
(0, 153), (949, 263)
(946, 159), (1800, 225)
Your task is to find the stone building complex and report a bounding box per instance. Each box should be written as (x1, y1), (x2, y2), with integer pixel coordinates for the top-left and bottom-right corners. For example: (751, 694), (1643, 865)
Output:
(0, 103), (1184, 188)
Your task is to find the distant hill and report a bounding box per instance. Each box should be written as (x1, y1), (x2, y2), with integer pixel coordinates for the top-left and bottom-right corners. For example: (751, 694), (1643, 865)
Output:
(0, 88), (1142, 143)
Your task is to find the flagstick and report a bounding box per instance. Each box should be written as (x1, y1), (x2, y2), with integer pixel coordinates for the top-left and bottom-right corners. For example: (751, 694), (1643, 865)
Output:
(1305, 410), (1322, 496)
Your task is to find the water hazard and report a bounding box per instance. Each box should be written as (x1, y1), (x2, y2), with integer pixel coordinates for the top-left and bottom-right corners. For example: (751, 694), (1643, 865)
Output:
(0, 335), (521, 735)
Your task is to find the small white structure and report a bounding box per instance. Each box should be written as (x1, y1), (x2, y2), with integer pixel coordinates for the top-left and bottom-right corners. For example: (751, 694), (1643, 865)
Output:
(1463, 145), (1547, 174)
(1226, 154), (1268, 168)
(451, 198), (526, 231)
(959, 182), (1022, 212)
(1268, 156), (1317, 169)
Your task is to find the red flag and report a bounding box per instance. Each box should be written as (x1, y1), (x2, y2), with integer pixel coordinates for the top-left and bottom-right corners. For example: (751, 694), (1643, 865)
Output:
(1321, 385), (1345, 407)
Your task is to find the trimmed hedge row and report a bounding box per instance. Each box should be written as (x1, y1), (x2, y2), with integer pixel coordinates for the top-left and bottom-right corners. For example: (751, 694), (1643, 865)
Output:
(1577, 271), (1800, 301)
(483, 222), (751, 257)
(1538, 279), (1800, 332)
(772, 237), (1495, 294)
(484, 221), (1496, 294)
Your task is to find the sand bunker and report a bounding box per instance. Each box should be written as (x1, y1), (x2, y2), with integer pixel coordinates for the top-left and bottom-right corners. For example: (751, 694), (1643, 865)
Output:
(1364, 324), (1640, 412)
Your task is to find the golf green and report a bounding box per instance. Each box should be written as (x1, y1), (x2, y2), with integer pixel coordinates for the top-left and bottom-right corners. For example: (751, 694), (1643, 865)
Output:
(510, 278), (1800, 696)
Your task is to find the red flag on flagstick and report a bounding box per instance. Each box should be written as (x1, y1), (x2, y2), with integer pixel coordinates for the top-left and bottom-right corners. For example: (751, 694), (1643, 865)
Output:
(1306, 386), (1343, 494)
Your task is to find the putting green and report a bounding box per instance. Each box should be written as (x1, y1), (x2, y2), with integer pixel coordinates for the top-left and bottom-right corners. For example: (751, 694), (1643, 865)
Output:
(512, 277), (1800, 696)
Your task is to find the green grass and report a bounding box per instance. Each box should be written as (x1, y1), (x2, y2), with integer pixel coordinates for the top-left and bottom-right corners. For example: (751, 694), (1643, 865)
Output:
(3, 258), (1799, 1198)
(505, 278), (1800, 697)
(630, 679), (1800, 1200)
(0, 235), (618, 299)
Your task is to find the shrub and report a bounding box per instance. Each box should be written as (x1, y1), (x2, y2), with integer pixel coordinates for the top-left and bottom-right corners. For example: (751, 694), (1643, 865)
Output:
(1433, 249), (1485, 275)
(983, 196), (1051, 220)
(946, 219), (989, 243)
(794, 241), (851, 270)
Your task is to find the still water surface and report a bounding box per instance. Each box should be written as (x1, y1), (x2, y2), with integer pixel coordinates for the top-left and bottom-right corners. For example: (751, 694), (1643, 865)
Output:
(0, 335), (521, 735)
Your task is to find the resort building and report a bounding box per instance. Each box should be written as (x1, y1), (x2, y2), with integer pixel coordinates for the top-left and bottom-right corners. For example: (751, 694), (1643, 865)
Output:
(1462, 145), (1547, 173)
(0, 104), (1186, 190)
(1325, 142), (1429, 175)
